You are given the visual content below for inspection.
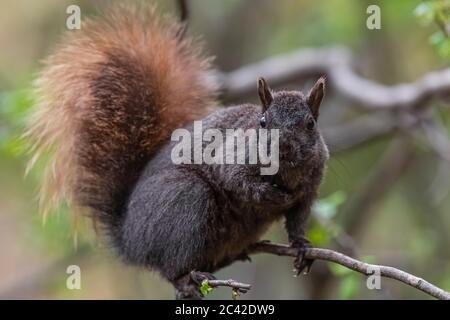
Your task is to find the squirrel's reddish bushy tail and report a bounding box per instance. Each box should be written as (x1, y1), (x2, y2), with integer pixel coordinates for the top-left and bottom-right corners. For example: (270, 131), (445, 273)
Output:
(26, 4), (217, 231)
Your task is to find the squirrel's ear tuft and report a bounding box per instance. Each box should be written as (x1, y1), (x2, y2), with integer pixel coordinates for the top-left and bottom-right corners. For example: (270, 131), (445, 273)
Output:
(307, 76), (326, 120)
(258, 77), (273, 112)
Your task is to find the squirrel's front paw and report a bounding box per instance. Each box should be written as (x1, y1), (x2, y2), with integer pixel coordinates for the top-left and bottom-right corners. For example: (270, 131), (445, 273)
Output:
(291, 238), (314, 276)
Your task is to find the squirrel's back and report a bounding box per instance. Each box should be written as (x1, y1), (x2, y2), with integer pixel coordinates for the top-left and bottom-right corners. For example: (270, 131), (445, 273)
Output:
(26, 4), (217, 234)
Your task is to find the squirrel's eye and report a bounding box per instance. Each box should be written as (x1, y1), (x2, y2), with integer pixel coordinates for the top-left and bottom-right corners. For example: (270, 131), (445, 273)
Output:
(260, 115), (267, 128)
(306, 118), (316, 130)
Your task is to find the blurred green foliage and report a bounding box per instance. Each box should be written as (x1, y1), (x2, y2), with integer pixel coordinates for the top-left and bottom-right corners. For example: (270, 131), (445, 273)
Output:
(415, 0), (450, 58)
(0, 87), (78, 256)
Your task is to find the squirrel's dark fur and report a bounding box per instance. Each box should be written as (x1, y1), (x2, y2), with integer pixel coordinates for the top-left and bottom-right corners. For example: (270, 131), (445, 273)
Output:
(27, 4), (328, 299)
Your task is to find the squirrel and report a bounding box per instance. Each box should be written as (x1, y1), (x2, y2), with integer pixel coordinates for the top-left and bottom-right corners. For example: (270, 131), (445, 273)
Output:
(26, 3), (328, 299)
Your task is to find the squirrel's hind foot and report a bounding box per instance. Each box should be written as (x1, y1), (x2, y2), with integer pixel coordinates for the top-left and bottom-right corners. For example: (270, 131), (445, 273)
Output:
(292, 237), (314, 276)
(174, 271), (216, 300)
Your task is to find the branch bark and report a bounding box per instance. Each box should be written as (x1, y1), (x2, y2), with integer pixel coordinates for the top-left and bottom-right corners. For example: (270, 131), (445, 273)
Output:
(206, 279), (251, 294)
(248, 241), (450, 300)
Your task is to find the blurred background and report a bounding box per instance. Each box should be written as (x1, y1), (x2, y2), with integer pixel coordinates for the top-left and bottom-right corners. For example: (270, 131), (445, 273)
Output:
(0, 0), (449, 299)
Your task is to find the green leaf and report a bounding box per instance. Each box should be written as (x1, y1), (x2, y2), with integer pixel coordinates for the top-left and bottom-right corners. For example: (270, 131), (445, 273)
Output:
(200, 280), (213, 297)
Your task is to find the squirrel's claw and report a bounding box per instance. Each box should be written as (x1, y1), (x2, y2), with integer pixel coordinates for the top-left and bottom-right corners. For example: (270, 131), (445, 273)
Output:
(175, 271), (218, 300)
(237, 251), (252, 263)
(189, 271), (217, 285)
(292, 238), (314, 275)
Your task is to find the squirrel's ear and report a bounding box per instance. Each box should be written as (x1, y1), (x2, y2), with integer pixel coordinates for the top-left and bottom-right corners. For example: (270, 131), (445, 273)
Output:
(307, 77), (325, 120)
(258, 77), (273, 112)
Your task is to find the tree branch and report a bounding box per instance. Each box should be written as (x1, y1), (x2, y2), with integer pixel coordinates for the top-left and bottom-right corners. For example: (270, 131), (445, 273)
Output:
(248, 241), (450, 300)
(214, 46), (450, 154)
(218, 46), (450, 111)
(206, 279), (251, 294)
(323, 114), (397, 153)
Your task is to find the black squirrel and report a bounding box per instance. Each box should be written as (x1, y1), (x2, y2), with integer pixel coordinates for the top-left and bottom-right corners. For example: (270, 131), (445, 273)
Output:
(27, 4), (328, 299)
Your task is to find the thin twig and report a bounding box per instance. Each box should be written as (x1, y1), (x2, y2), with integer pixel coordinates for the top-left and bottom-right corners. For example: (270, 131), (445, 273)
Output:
(206, 279), (251, 294)
(249, 241), (450, 300)
(177, 0), (189, 22)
